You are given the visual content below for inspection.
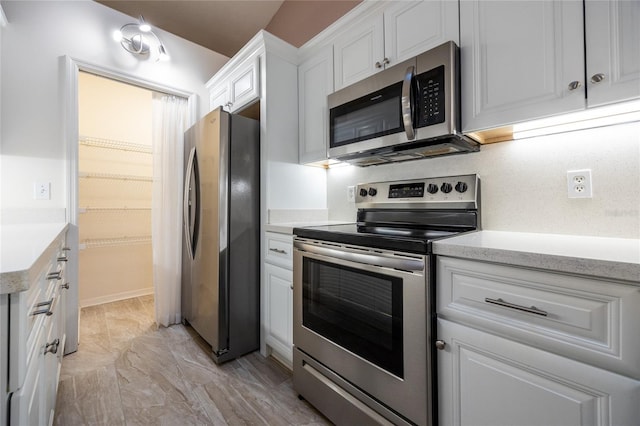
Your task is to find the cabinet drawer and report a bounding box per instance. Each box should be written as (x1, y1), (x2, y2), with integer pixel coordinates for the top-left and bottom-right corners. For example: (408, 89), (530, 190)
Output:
(437, 257), (640, 378)
(265, 232), (293, 269)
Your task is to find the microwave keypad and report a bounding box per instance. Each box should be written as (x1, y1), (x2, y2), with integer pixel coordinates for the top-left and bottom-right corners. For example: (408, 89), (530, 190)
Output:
(416, 65), (445, 127)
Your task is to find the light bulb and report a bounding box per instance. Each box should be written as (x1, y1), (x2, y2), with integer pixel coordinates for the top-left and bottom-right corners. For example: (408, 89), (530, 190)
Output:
(112, 29), (123, 42)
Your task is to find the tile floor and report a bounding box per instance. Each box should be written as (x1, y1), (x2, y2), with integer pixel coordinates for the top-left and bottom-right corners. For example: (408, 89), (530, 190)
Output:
(54, 295), (331, 425)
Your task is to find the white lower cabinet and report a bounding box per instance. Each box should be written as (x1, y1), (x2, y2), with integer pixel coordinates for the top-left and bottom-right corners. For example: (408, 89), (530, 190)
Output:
(6, 231), (68, 426)
(436, 256), (640, 426)
(438, 319), (640, 426)
(263, 263), (293, 363)
(262, 232), (294, 367)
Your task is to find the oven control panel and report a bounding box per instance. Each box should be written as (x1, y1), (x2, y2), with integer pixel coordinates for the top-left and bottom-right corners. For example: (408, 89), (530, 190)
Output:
(355, 174), (479, 209)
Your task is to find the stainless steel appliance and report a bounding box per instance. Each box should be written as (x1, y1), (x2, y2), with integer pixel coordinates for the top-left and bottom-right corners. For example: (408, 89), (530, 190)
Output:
(328, 41), (479, 166)
(181, 107), (260, 363)
(293, 174), (479, 425)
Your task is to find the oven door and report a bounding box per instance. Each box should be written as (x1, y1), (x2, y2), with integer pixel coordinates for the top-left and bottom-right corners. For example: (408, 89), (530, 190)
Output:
(293, 239), (431, 425)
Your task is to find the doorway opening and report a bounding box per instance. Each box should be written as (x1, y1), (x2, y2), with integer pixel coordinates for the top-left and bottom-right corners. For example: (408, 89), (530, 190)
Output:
(77, 71), (157, 309)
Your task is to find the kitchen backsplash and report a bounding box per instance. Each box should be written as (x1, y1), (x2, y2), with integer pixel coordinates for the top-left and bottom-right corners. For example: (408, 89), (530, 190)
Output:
(327, 121), (640, 239)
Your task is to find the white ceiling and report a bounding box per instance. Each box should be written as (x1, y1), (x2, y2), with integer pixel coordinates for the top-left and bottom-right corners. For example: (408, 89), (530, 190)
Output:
(98, 0), (286, 58)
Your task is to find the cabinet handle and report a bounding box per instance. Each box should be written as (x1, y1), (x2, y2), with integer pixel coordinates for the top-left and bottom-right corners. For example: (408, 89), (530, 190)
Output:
(290, 284), (294, 290)
(269, 248), (288, 255)
(435, 340), (446, 350)
(32, 298), (54, 316)
(590, 73), (605, 84)
(57, 256), (68, 262)
(45, 338), (60, 355)
(47, 270), (62, 280)
(61, 283), (70, 290)
(225, 101), (233, 108)
(62, 247), (71, 251)
(567, 80), (581, 91)
(375, 58), (389, 69)
(484, 297), (548, 317)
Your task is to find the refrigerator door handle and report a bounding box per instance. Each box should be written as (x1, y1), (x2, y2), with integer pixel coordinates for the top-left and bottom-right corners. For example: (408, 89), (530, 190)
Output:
(183, 146), (197, 259)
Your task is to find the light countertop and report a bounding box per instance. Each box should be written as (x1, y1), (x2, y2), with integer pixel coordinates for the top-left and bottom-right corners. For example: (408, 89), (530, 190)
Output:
(0, 223), (69, 294)
(265, 221), (352, 235)
(433, 230), (640, 283)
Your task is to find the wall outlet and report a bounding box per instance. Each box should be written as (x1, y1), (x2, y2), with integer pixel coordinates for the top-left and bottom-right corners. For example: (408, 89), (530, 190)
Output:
(347, 185), (356, 202)
(567, 170), (592, 198)
(34, 182), (51, 200)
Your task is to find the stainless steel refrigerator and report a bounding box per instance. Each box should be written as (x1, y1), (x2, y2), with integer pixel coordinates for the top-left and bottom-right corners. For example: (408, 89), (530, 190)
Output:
(181, 107), (260, 363)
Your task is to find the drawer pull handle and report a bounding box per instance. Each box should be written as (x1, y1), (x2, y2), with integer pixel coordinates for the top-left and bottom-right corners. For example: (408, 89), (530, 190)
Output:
(45, 338), (60, 355)
(484, 297), (548, 317)
(32, 299), (54, 316)
(62, 247), (71, 251)
(57, 256), (68, 262)
(61, 283), (70, 290)
(269, 248), (288, 255)
(47, 271), (62, 280)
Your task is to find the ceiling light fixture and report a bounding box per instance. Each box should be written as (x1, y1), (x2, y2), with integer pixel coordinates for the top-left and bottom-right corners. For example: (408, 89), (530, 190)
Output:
(113, 15), (169, 61)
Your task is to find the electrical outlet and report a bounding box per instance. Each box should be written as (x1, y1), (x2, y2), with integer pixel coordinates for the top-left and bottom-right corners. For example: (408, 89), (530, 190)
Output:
(34, 182), (50, 200)
(347, 185), (356, 202)
(567, 170), (592, 198)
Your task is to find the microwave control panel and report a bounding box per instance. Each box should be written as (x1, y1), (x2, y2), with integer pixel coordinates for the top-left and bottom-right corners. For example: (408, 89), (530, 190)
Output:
(415, 65), (446, 128)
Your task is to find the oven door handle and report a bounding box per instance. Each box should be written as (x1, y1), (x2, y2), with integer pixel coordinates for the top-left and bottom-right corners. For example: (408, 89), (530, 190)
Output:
(294, 241), (424, 272)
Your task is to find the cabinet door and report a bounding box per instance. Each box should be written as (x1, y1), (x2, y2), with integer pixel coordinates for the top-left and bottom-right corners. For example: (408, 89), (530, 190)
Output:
(264, 263), (293, 364)
(228, 56), (260, 113)
(585, 0), (640, 107)
(334, 15), (384, 91)
(438, 319), (640, 426)
(209, 84), (230, 112)
(384, 0), (459, 65)
(298, 46), (334, 164)
(460, 0), (585, 132)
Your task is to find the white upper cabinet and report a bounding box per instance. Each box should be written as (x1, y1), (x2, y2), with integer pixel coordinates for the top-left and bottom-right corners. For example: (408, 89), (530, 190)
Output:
(334, 0), (459, 91)
(383, 0), (459, 66)
(334, 15), (385, 91)
(460, 0), (585, 132)
(585, 0), (640, 108)
(298, 45), (334, 164)
(208, 55), (260, 113)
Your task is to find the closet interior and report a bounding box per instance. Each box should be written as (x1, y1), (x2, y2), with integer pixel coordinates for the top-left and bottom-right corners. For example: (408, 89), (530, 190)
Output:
(78, 72), (155, 307)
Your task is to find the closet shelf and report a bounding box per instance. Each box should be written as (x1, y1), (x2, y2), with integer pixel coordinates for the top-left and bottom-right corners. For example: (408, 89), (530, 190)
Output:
(79, 207), (151, 213)
(79, 136), (152, 154)
(79, 236), (152, 249)
(79, 172), (152, 182)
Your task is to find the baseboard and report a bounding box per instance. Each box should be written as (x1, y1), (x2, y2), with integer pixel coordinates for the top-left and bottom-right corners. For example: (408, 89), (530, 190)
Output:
(80, 287), (154, 308)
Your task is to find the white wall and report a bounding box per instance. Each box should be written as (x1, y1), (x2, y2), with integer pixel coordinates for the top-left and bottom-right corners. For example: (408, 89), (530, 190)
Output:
(0, 0), (228, 214)
(327, 121), (640, 239)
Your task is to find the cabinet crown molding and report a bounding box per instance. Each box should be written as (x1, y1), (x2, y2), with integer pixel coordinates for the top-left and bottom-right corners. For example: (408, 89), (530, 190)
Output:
(206, 30), (298, 89)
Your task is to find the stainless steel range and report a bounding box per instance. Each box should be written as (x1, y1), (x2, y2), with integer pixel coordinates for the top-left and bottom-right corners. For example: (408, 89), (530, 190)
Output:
(292, 174), (479, 426)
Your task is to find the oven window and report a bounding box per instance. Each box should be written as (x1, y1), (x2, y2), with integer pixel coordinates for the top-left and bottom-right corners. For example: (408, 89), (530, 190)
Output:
(302, 257), (403, 378)
(330, 81), (403, 148)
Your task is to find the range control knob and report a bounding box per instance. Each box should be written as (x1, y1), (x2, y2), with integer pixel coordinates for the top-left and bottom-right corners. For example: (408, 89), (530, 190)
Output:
(368, 187), (378, 197)
(455, 182), (468, 193)
(441, 183), (453, 194)
(427, 184), (439, 194)
(359, 188), (368, 197)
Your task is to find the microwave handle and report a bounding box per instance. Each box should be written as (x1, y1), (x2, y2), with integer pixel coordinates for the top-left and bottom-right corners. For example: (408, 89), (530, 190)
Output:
(401, 65), (416, 140)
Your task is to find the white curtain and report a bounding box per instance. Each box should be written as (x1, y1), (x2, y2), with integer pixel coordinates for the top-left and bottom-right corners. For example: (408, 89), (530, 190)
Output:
(151, 93), (189, 327)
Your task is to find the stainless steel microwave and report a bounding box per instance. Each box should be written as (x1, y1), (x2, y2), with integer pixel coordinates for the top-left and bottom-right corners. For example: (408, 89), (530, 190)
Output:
(328, 41), (479, 166)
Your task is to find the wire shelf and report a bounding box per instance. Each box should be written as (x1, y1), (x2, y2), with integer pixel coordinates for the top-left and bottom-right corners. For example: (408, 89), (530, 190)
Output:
(79, 136), (152, 154)
(79, 172), (152, 182)
(79, 207), (151, 213)
(80, 235), (152, 249)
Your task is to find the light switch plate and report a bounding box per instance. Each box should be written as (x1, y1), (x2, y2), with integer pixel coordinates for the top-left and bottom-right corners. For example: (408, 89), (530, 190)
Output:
(34, 182), (50, 200)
